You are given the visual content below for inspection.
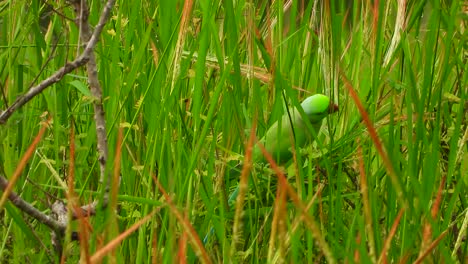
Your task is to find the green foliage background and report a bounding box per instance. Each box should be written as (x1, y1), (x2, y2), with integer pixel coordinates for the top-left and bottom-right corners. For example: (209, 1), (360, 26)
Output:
(0, 0), (466, 263)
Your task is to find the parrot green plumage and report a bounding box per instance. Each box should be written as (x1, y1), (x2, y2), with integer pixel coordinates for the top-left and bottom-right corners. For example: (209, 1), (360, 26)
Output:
(253, 94), (338, 164)
(203, 94), (338, 243)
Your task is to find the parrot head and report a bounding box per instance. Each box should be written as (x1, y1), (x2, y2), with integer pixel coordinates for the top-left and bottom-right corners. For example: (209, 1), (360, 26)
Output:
(301, 94), (339, 123)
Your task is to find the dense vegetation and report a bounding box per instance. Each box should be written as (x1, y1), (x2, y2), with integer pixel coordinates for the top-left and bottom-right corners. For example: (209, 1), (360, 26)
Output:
(0, 0), (466, 263)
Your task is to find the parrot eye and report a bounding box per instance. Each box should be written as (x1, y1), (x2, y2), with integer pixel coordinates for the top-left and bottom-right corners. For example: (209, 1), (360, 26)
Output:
(328, 103), (339, 114)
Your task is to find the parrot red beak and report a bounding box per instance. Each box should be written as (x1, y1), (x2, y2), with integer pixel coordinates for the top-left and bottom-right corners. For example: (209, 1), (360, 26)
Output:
(328, 103), (339, 114)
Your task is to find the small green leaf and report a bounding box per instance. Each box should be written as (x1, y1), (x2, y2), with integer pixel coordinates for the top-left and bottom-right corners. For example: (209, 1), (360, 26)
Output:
(69, 80), (92, 97)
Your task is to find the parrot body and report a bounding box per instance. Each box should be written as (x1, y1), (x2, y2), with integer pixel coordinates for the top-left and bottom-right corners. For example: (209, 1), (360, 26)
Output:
(253, 94), (337, 164)
(204, 94), (338, 243)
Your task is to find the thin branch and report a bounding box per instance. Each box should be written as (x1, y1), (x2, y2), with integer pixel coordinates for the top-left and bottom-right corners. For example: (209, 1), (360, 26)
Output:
(69, 0), (113, 202)
(0, 0), (116, 249)
(0, 176), (66, 233)
(0, 58), (89, 123)
(0, 0), (116, 126)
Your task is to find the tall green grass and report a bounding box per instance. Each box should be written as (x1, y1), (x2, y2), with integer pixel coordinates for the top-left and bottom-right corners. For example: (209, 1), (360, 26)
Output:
(0, 0), (466, 262)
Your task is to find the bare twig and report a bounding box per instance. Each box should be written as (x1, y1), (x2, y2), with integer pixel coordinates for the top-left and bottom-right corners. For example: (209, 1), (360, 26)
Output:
(0, 0), (115, 125)
(69, 0), (113, 205)
(0, 58), (88, 123)
(0, 176), (67, 233)
(0, 0), (116, 257)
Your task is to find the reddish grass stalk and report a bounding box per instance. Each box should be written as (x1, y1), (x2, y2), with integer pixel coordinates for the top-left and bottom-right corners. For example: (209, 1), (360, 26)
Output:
(171, 0), (193, 90)
(75, 203), (91, 263)
(353, 233), (361, 263)
(90, 210), (158, 263)
(66, 122), (92, 263)
(0, 117), (50, 209)
(257, 143), (336, 264)
(418, 176), (446, 259)
(152, 174), (212, 264)
(268, 183), (287, 261)
(357, 140), (377, 262)
(414, 229), (449, 264)
(104, 127), (124, 261)
(177, 215), (188, 264)
(152, 227), (159, 264)
(431, 176), (445, 219)
(231, 122), (256, 255)
(378, 208), (405, 264)
(89, 128), (147, 263)
(341, 72), (406, 206)
(277, 185), (287, 260)
(111, 128), (123, 211)
(372, 0), (380, 37)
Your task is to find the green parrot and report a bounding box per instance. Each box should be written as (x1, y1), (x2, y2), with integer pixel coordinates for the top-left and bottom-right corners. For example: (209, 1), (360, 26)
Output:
(227, 93), (338, 202)
(252, 93), (339, 165)
(203, 94), (338, 243)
